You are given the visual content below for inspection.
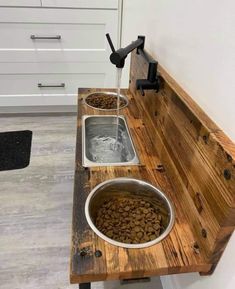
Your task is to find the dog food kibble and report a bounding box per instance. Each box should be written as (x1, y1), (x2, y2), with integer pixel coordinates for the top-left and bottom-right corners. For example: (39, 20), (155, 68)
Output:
(95, 197), (165, 244)
(86, 94), (126, 109)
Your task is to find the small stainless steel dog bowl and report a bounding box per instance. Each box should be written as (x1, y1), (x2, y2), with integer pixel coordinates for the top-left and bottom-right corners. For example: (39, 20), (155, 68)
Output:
(85, 178), (175, 249)
(84, 91), (128, 111)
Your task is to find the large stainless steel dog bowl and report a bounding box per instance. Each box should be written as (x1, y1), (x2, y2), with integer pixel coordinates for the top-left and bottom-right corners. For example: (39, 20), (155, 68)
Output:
(85, 178), (175, 249)
(84, 91), (128, 111)
(82, 115), (139, 167)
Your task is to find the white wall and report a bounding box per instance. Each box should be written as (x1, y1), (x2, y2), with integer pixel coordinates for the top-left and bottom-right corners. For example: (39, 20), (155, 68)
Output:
(121, 0), (235, 141)
(161, 233), (235, 289)
(121, 1), (235, 289)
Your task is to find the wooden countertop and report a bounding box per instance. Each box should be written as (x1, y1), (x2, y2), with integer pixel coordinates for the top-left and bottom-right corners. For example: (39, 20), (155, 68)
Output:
(70, 88), (212, 284)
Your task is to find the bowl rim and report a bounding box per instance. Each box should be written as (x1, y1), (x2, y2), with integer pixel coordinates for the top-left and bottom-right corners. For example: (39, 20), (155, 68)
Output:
(85, 177), (175, 249)
(84, 91), (129, 111)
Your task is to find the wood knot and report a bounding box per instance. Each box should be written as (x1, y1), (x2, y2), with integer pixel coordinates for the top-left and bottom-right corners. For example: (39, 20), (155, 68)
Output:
(194, 192), (203, 214)
(78, 247), (93, 257)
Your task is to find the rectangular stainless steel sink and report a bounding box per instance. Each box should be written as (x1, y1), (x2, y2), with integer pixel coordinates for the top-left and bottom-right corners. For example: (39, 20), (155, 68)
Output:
(82, 115), (139, 167)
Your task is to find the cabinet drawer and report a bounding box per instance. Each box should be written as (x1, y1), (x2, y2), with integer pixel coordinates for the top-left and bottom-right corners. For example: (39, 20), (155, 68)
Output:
(0, 8), (118, 62)
(0, 73), (106, 96)
(0, 23), (106, 50)
(0, 62), (115, 75)
(0, 50), (109, 63)
(0, 0), (41, 6)
(0, 8), (118, 26)
(41, 0), (118, 9)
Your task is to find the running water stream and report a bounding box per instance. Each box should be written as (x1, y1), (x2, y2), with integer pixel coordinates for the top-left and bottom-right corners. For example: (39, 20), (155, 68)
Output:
(87, 68), (125, 162)
(115, 68), (122, 148)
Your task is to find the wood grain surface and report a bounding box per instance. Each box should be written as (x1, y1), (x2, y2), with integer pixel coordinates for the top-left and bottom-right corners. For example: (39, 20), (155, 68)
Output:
(70, 88), (212, 284)
(129, 51), (235, 275)
(71, 50), (234, 284)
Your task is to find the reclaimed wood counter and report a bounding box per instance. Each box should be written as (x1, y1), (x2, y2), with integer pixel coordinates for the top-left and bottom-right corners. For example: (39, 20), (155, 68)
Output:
(70, 88), (212, 284)
(71, 48), (235, 285)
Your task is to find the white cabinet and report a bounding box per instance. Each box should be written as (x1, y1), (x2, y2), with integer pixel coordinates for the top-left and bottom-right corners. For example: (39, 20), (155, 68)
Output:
(0, 0), (41, 6)
(0, 23), (106, 50)
(0, 72), (107, 106)
(41, 0), (118, 9)
(0, 7), (119, 108)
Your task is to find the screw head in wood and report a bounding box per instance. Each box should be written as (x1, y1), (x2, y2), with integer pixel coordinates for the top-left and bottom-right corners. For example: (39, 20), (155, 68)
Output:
(79, 247), (92, 257)
(193, 242), (200, 254)
(156, 164), (165, 172)
(224, 169), (231, 180)
(79, 249), (87, 257)
(95, 250), (102, 258)
(202, 135), (208, 144)
(201, 228), (207, 238)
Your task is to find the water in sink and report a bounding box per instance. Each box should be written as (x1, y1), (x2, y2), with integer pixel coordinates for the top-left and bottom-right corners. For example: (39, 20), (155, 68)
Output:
(86, 123), (134, 163)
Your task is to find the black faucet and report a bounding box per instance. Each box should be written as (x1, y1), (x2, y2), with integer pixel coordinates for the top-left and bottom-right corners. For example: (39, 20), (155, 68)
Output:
(106, 34), (145, 68)
(136, 50), (162, 96)
(106, 33), (162, 95)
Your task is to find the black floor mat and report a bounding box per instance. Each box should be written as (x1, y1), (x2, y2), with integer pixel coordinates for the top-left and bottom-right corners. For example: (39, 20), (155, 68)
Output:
(0, 130), (32, 171)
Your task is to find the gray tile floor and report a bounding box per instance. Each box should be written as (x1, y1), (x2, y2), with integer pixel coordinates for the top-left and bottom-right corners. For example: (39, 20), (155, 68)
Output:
(0, 115), (162, 289)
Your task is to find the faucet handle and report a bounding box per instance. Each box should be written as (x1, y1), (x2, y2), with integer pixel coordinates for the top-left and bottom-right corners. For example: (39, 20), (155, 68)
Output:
(106, 33), (116, 53)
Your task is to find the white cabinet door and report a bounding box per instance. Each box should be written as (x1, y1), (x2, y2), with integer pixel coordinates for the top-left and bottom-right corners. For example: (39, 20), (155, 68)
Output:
(0, 62), (115, 75)
(41, 0), (118, 9)
(0, 23), (111, 62)
(0, 8), (119, 108)
(0, 73), (105, 95)
(0, 0), (41, 6)
(0, 8), (118, 63)
(0, 23), (106, 49)
(0, 70), (110, 106)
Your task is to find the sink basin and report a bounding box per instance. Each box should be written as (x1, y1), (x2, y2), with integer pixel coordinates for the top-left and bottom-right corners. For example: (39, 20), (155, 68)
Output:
(82, 115), (139, 167)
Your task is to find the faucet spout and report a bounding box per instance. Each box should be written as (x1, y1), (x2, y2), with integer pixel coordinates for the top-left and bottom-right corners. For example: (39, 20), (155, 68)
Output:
(106, 34), (145, 68)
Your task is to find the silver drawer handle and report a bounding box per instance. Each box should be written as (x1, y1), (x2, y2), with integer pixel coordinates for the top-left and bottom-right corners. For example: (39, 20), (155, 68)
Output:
(38, 83), (65, 88)
(31, 35), (61, 40)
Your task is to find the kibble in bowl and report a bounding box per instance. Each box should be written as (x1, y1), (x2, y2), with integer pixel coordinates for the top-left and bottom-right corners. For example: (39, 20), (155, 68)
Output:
(85, 178), (175, 249)
(84, 92), (128, 110)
